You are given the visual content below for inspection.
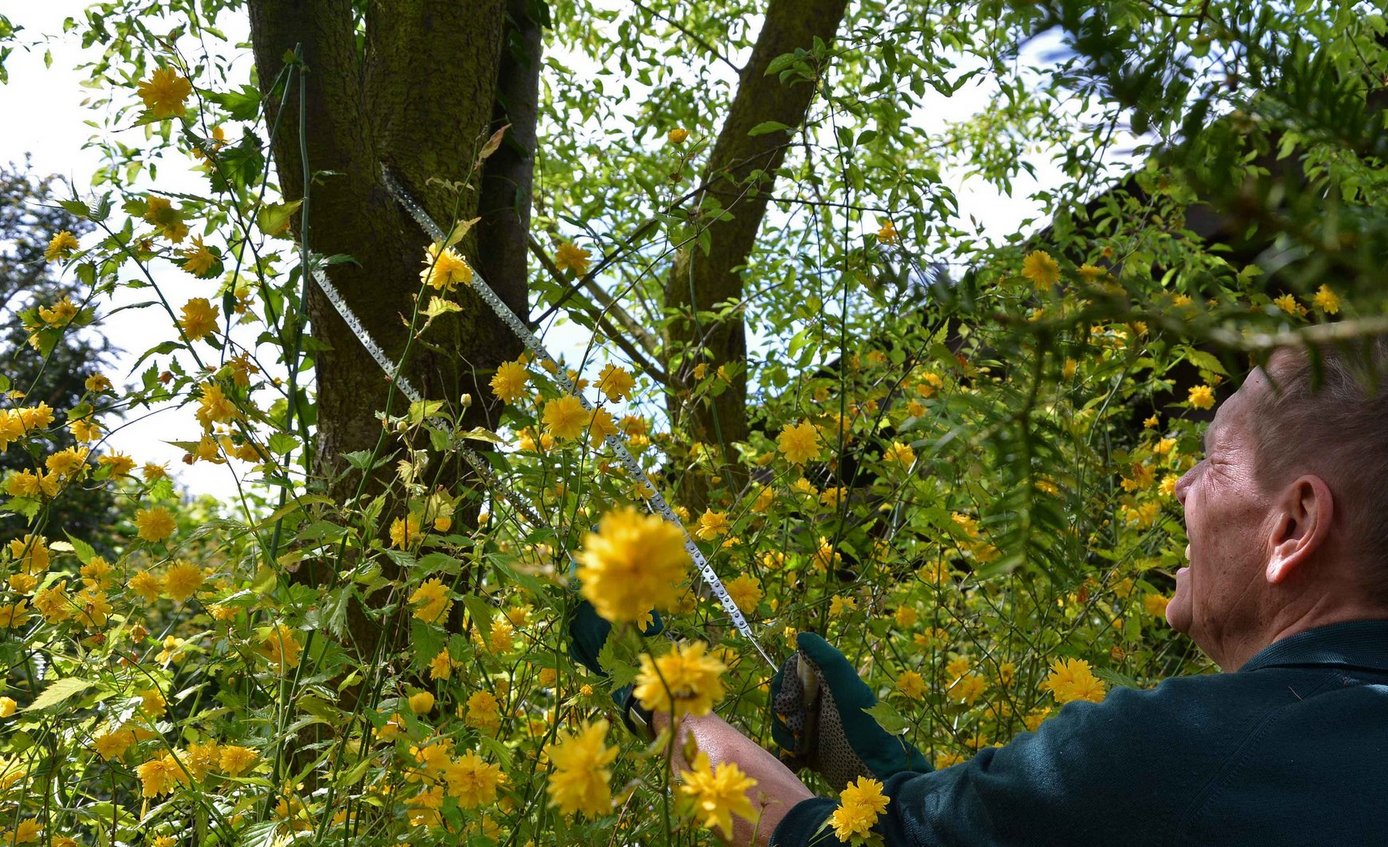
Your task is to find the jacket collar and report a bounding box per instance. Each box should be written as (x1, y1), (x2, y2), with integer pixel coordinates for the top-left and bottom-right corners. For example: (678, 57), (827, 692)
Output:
(1240, 619), (1388, 674)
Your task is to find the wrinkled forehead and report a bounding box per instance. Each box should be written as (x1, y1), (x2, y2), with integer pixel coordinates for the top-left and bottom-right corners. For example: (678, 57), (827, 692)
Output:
(1206, 366), (1271, 446)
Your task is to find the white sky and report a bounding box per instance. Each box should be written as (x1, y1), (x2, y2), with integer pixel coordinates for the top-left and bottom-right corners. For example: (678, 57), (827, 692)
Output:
(0, 4), (1122, 501)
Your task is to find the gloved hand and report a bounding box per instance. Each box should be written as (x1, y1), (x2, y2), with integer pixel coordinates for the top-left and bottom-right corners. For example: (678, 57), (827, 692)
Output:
(567, 598), (665, 739)
(566, 598), (664, 678)
(771, 632), (929, 790)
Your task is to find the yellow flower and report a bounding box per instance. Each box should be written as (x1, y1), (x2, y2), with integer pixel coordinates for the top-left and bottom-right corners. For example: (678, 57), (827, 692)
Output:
(1273, 293), (1306, 318)
(1143, 593), (1170, 618)
(259, 624), (302, 670)
(554, 242), (591, 276)
(597, 363), (635, 401)
(1021, 250), (1060, 289)
(420, 243), (474, 290)
(894, 605), (918, 628)
(443, 751), (503, 807)
(93, 727), (135, 760)
(390, 514), (421, 549)
(163, 560), (203, 602)
(45, 446), (89, 477)
(896, 670), (927, 700)
(0, 697), (15, 717)
(134, 506), (176, 542)
(829, 776), (889, 844)
(33, 580), (72, 623)
(752, 485), (776, 513)
(678, 752), (758, 839)
(883, 440), (915, 466)
(829, 595), (856, 617)
(667, 127), (690, 144)
(576, 506), (689, 624)
(695, 509), (730, 540)
(490, 360), (529, 403)
(180, 237), (216, 276)
(465, 690), (502, 732)
(44, 230), (80, 262)
(143, 196), (189, 242)
(0, 600), (31, 628)
(725, 574), (762, 614)
(408, 691), (435, 714)
(140, 687), (168, 716)
(587, 406), (619, 447)
(179, 297), (219, 341)
(1187, 384), (1215, 410)
(410, 578), (452, 624)
(68, 416), (101, 442)
(9, 534), (50, 573)
(137, 67), (192, 118)
(129, 570), (164, 603)
(547, 719), (617, 817)
(429, 648), (454, 680)
(948, 672), (987, 705)
(777, 420), (820, 465)
(220, 745), (259, 777)
(634, 640), (726, 718)
(37, 295), (78, 325)
(1040, 657), (1107, 704)
(136, 754), (182, 797)
(9, 820), (41, 844)
(1313, 284), (1340, 314)
(543, 395), (588, 440)
(876, 219), (899, 242)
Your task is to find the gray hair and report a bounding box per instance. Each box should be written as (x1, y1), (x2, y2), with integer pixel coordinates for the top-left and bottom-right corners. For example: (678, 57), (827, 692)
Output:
(1252, 336), (1388, 598)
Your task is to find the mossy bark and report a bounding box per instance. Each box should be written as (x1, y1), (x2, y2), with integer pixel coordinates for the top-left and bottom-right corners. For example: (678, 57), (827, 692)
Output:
(247, 0), (537, 657)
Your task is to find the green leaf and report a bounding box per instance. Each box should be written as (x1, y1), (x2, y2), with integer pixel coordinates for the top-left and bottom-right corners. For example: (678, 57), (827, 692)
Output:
(65, 533), (95, 565)
(862, 700), (910, 735)
(26, 678), (96, 712)
(747, 120), (791, 137)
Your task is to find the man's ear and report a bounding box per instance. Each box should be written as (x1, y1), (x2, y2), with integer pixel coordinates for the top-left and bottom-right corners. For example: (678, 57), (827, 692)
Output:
(1266, 475), (1334, 584)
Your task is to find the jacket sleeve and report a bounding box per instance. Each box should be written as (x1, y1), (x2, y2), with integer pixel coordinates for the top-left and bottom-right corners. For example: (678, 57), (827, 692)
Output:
(770, 681), (1221, 847)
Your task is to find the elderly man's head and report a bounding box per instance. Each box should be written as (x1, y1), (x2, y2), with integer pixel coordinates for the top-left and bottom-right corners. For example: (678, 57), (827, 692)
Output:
(1168, 338), (1388, 670)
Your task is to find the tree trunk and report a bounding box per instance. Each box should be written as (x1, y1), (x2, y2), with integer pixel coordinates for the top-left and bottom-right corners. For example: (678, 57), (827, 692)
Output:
(247, 0), (535, 657)
(663, 0), (850, 507)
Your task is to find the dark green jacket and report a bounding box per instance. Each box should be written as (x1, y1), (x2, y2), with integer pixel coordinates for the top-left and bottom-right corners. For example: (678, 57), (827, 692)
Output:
(772, 621), (1388, 846)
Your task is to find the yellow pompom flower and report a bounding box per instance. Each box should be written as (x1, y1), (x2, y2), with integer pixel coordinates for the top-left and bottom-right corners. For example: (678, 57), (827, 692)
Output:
(389, 514), (421, 549)
(465, 690), (502, 732)
(883, 440), (915, 466)
(136, 754), (183, 797)
(829, 777), (889, 844)
(1021, 250), (1061, 289)
(547, 719), (617, 817)
(410, 578), (452, 624)
(1040, 657), (1107, 704)
(44, 231), (80, 262)
(443, 752), (502, 807)
(695, 509), (730, 540)
(1313, 284), (1340, 314)
(220, 745), (259, 777)
(542, 395), (588, 440)
(876, 220), (898, 242)
(259, 624), (302, 670)
(181, 237), (216, 276)
(575, 506), (689, 624)
(179, 297), (219, 341)
(634, 640), (726, 718)
(777, 420), (820, 465)
(490, 360), (529, 403)
(1143, 593), (1170, 618)
(420, 243), (474, 290)
(667, 127), (690, 145)
(134, 506), (176, 542)
(429, 648), (454, 680)
(597, 363), (635, 401)
(137, 67), (192, 118)
(162, 560), (203, 602)
(724, 574), (762, 614)
(554, 242), (592, 276)
(678, 752), (758, 840)
(1187, 384), (1215, 410)
(896, 670), (927, 700)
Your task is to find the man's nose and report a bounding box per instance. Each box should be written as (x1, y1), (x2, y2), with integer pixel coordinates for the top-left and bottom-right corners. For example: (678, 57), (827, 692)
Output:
(1174, 466), (1195, 505)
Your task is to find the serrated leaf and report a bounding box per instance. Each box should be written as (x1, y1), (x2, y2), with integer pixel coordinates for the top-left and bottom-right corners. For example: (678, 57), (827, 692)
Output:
(26, 678), (96, 712)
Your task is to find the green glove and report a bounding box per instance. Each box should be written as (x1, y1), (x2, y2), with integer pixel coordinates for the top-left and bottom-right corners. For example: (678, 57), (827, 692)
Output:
(566, 598), (664, 739)
(770, 632), (929, 790)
